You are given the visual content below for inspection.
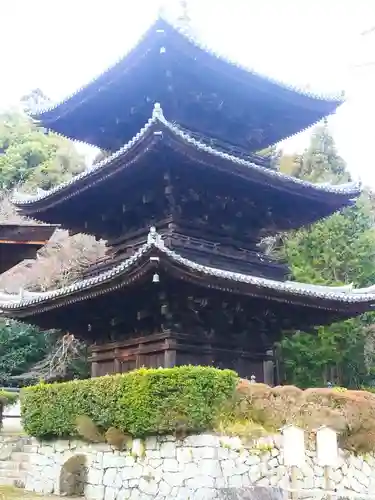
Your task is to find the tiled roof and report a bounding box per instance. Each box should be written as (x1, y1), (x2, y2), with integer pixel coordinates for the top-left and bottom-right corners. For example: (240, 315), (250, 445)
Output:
(0, 228), (374, 314)
(31, 16), (344, 121)
(13, 104), (361, 209)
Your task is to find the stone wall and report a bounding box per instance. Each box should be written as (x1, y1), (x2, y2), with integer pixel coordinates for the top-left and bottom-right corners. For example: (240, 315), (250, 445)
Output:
(17, 433), (375, 499)
(0, 435), (32, 487)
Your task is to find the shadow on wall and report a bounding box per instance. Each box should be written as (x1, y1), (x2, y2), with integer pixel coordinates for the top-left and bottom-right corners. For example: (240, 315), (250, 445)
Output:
(59, 454), (87, 496)
(217, 487), (284, 500)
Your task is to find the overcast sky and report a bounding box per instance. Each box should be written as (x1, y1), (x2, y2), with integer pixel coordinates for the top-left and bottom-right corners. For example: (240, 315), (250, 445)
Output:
(1, 0), (375, 185)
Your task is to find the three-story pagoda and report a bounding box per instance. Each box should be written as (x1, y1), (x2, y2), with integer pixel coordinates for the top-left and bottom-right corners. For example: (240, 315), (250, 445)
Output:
(1, 15), (374, 383)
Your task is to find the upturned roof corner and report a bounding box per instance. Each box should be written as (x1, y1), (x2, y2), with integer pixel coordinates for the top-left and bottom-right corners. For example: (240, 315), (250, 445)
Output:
(0, 228), (375, 317)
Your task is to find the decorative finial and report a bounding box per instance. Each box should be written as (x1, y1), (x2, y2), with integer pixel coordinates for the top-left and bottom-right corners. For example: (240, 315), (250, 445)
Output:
(152, 102), (164, 120)
(148, 226), (157, 244)
(176, 0), (192, 31)
(147, 227), (165, 248)
(158, 2), (166, 19)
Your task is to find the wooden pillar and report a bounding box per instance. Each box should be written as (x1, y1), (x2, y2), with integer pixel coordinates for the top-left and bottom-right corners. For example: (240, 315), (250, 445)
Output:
(114, 348), (121, 373)
(91, 362), (99, 377)
(263, 349), (275, 386)
(164, 339), (177, 368)
(136, 348), (142, 369)
(90, 346), (99, 378)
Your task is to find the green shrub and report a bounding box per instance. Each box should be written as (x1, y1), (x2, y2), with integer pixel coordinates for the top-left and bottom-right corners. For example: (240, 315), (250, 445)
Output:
(21, 366), (238, 439)
(0, 390), (18, 407)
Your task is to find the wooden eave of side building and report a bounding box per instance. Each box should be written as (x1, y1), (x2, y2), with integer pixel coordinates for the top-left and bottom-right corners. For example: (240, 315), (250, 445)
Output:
(30, 18), (344, 151)
(0, 229), (374, 323)
(13, 105), (360, 238)
(0, 223), (57, 273)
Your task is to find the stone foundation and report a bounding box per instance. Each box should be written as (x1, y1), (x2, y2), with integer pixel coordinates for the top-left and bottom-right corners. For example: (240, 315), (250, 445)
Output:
(16, 433), (375, 499)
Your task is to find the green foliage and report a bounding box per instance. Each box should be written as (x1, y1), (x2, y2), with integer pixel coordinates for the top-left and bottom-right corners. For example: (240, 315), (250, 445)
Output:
(0, 102), (88, 384)
(21, 366), (238, 439)
(0, 391), (18, 407)
(256, 145), (281, 170)
(293, 121), (350, 183)
(283, 201), (375, 287)
(0, 109), (85, 190)
(278, 122), (375, 388)
(280, 203), (375, 388)
(278, 153), (302, 176)
(0, 320), (48, 386)
(279, 317), (374, 388)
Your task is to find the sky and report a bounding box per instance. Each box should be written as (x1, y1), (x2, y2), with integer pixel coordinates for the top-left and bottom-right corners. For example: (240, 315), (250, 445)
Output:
(1, 0), (375, 185)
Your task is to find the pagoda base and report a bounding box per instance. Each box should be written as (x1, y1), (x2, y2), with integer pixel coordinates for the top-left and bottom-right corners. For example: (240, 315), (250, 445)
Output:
(89, 332), (275, 385)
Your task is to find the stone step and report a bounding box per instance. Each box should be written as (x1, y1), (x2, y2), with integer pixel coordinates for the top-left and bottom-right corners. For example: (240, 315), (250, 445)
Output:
(0, 463), (22, 472)
(0, 472), (26, 484)
(22, 445), (36, 453)
(0, 476), (21, 486)
(11, 452), (30, 463)
(0, 462), (29, 473)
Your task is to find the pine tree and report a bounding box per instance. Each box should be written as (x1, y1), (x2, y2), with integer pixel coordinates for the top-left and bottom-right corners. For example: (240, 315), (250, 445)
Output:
(257, 145), (281, 170)
(20, 88), (51, 114)
(294, 120), (350, 183)
(278, 124), (375, 388)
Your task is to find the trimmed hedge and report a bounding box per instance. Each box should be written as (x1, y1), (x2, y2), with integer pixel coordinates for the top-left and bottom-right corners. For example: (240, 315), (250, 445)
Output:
(21, 366), (238, 439)
(0, 390), (18, 406)
(20, 374), (375, 453)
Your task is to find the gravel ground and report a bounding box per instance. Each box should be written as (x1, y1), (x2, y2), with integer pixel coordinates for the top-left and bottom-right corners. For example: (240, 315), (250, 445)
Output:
(0, 486), (75, 500)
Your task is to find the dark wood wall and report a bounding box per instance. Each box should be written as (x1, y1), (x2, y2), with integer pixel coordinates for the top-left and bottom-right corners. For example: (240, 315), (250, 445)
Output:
(89, 331), (275, 384)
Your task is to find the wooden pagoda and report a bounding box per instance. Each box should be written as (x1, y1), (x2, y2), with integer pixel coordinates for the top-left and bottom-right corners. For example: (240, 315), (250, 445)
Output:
(0, 15), (373, 383)
(0, 223), (56, 274)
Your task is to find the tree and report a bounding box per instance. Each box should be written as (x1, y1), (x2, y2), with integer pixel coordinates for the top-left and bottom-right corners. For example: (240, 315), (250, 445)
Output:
(278, 153), (302, 176)
(0, 107), (85, 190)
(293, 120), (350, 183)
(8, 333), (90, 386)
(283, 200), (375, 287)
(257, 145), (281, 170)
(0, 194), (104, 384)
(19, 88), (51, 114)
(278, 122), (375, 388)
(0, 99), (100, 384)
(0, 320), (48, 386)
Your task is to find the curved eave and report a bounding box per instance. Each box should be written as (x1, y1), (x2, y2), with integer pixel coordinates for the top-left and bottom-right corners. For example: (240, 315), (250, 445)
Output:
(0, 230), (374, 318)
(13, 105), (361, 215)
(0, 223), (57, 242)
(30, 18), (344, 149)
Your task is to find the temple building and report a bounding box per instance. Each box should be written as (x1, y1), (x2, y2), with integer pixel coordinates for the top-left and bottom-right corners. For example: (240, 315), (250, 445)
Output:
(0, 223), (56, 274)
(1, 15), (374, 383)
